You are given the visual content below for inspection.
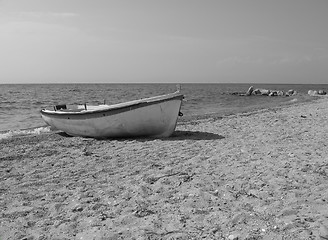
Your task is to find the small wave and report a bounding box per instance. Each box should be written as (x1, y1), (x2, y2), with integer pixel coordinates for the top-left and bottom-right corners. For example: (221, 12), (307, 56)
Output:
(289, 98), (298, 103)
(0, 126), (52, 140)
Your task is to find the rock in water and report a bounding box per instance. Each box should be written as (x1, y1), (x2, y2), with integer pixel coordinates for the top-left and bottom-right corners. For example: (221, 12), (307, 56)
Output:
(318, 90), (327, 95)
(252, 89), (261, 95)
(287, 89), (296, 96)
(308, 90), (315, 96)
(277, 90), (284, 96)
(260, 89), (270, 96)
(246, 86), (254, 96)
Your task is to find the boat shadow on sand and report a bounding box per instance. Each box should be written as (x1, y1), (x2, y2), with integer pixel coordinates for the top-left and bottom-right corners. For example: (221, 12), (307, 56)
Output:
(57, 130), (225, 141)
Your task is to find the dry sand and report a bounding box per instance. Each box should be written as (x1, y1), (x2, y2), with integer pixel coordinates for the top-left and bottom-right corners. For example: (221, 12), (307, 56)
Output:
(1, 97), (328, 240)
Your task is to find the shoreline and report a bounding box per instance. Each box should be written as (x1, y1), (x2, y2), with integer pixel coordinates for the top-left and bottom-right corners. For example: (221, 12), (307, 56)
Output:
(178, 94), (321, 125)
(1, 97), (328, 239)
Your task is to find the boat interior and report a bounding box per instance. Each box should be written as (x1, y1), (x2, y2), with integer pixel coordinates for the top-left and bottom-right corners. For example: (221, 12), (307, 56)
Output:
(53, 104), (107, 112)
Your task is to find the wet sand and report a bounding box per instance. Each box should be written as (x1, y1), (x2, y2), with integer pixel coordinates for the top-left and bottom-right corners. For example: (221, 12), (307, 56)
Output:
(1, 97), (328, 240)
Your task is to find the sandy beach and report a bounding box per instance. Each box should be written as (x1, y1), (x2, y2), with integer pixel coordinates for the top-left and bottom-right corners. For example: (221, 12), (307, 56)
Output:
(1, 97), (328, 240)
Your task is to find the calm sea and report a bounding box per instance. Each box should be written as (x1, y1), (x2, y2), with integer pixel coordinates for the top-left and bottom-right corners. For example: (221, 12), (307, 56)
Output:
(0, 83), (327, 139)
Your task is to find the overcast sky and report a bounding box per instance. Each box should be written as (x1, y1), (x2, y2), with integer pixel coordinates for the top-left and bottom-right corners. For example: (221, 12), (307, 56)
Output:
(1, 0), (328, 84)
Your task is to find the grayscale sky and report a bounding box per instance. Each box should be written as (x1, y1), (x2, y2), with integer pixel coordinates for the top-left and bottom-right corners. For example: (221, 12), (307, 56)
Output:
(1, 0), (328, 84)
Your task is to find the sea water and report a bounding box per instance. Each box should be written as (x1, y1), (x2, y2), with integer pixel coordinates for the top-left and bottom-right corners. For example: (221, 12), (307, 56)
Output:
(0, 83), (327, 139)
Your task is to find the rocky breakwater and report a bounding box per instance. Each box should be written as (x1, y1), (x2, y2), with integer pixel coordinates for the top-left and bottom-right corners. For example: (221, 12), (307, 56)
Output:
(246, 86), (297, 97)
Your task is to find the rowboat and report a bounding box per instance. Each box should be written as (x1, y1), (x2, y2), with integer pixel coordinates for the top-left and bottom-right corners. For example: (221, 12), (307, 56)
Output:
(40, 89), (184, 138)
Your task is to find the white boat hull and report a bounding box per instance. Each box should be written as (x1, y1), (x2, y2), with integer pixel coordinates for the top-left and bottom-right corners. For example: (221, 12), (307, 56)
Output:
(40, 92), (183, 138)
